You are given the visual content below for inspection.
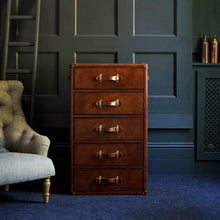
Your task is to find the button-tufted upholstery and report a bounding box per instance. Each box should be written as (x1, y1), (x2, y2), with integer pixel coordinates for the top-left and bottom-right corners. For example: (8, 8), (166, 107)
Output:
(0, 80), (55, 203)
(0, 80), (50, 155)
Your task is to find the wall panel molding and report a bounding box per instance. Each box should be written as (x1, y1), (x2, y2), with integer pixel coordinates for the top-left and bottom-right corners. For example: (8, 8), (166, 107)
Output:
(7, 51), (59, 96)
(133, 0), (177, 36)
(0, 0), (193, 152)
(74, 0), (118, 36)
(149, 114), (193, 129)
(74, 52), (117, 63)
(15, 0), (60, 37)
(135, 52), (177, 97)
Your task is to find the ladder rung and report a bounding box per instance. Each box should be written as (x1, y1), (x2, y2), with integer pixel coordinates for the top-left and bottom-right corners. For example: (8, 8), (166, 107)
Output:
(7, 69), (32, 74)
(10, 15), (35, 20)
(8, 41), (34, 46)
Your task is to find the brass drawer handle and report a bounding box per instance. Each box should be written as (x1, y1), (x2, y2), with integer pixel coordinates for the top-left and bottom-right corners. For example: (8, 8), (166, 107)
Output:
(96, 124), (121, 134)
(96, 99), (121, 108)
(96, 176), (122, 184)
(96, 150), (123, 159)
(95, 74), (122, 83)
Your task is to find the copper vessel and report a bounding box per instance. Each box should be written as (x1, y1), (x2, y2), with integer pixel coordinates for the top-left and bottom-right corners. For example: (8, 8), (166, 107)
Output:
(201, 35), (209, 63)
(210, 35), (219, 63)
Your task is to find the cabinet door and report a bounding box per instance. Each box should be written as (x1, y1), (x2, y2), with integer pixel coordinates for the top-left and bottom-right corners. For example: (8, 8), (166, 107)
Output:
(197, 70), (220, 160)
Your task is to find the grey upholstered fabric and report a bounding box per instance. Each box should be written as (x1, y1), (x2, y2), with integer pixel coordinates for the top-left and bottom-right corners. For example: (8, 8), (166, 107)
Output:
(0, 138), (8, 153)
(0, 152), (55, 186)
(0, 80), (55, 187)
(0, 81), (50, 156)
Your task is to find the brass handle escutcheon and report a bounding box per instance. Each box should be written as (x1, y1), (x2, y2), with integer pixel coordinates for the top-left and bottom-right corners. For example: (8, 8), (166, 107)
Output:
(96, 150), (123, 159)
(96, 99), (121, 108)
(96, 124), (121, 134)
(96, 176), (122, 184)
(96, 74), (122, 83)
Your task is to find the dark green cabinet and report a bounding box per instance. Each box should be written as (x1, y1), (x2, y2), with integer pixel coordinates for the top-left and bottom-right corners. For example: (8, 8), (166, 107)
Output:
(196, 69), (220, 160)
(193, 0), (220, 160)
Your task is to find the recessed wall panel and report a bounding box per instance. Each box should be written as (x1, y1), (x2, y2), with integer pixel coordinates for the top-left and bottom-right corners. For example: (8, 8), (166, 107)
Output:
(17, 0), (59, 36)
(75, 52), (117, 63)
(40, 0), (59, 36)
(76, 0), (117, 36)
(134, 0), (175, 35)
(135, 53), (176, 96)
(18, 52), (58, 95)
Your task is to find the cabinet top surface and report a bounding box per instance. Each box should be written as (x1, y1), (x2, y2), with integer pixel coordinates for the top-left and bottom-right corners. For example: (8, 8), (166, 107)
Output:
(70, 63), (148, 69)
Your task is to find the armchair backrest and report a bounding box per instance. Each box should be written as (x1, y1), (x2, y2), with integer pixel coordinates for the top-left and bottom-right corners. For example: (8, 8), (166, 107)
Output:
(0, 81), (50, 156)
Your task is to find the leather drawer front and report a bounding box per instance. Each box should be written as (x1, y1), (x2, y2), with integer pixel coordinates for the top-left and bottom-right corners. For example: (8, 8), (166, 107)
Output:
(74, 67), (144, 89)
(74, 168), (144, 192)
(74, 118), (144, 141)
(74, 143), (144, 165)
(74, 93), (144, 115)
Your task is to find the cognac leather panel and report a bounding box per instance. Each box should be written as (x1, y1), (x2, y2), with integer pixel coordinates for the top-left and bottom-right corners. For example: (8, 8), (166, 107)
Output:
(74, 143), (143, 165)
(74, 93), (144, 115)
(74, 118), (144, 141)
(74, 168), (144, 192)
(70, 63), (148, 194)
(74, 67), (144, 89)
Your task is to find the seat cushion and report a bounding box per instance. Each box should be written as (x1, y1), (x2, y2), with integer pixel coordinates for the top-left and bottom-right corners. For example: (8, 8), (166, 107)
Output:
(0, 152), (55, 186)
(0, 138), (8, 153)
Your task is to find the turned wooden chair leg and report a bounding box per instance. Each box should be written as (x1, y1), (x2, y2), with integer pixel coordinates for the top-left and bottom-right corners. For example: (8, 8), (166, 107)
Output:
(43, 177), (51, 203)
(4, 185), (9, 192)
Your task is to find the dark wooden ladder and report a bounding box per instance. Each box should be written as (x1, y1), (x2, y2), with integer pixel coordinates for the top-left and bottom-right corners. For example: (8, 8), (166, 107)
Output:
(2, 0), (41, 126)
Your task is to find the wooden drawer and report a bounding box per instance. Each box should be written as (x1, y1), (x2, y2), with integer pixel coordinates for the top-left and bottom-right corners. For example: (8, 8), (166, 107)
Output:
(74, 67), (144, 89)
(70, 63), (148, 195)
(74, 143), (144, 165)
(73, 168), (145, 194)
(74, 93), (144, 115)
(74, 118), (144, 141)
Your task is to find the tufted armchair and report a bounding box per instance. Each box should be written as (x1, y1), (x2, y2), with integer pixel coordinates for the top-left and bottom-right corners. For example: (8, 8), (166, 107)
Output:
(0, 80), (55, 203)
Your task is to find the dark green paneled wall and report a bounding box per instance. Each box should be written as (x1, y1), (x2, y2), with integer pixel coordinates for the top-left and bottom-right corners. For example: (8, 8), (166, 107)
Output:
(0, 0), (219, 178)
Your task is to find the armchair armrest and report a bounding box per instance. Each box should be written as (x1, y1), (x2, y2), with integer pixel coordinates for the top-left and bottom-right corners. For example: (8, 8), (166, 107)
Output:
(4, 119), (50, 156)
(22, 134), (50, 156)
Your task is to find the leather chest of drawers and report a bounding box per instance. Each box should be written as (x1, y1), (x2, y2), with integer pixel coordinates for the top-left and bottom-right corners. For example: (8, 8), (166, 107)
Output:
(70, 63), (148, 195)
